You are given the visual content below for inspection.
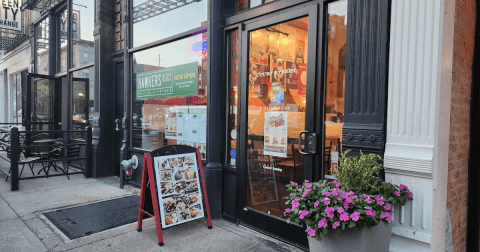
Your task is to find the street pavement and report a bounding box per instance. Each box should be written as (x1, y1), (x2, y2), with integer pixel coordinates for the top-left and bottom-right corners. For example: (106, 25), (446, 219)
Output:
(0, 155), (303, 252)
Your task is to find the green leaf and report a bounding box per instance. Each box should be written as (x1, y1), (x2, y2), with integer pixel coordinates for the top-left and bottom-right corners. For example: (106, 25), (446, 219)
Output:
(348, 221), (355, 228)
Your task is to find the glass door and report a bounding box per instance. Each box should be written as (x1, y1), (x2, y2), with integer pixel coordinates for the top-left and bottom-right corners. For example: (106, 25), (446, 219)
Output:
(72, 78), (90, 138)
(26, 74), (61, 132)
(237, 6), (318, 248)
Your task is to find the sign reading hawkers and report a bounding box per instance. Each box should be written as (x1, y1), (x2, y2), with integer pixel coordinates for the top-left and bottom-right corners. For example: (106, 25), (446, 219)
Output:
(0, 0), (21, 31)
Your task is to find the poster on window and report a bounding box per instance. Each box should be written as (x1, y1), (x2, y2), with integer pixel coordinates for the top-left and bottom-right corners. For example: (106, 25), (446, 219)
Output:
(164, 107), (177, 139)
(176, 106), (207, 153)
(264, 112), (288, 157)
(154, 153), (205, 228)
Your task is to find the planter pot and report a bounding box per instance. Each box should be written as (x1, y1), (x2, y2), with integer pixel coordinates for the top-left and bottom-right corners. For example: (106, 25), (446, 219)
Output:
(308, 224), (392, 252)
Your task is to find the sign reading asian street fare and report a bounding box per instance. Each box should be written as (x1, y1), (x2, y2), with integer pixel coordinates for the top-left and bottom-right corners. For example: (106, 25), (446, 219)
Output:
(0, 0), (22, 31)
(136, 62), (199, 99)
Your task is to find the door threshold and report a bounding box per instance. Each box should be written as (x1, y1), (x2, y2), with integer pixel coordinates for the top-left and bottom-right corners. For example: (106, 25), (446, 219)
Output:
(238, 221), (309, 251)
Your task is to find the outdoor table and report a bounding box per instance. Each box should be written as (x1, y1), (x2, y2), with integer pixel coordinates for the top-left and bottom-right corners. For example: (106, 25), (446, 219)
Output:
(34, 138), (64, 175)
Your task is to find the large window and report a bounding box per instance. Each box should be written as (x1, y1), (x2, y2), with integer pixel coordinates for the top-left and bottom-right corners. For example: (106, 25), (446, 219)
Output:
(72, 0), (95, 68)
(132, 0), (207, 47)
(7, 72), (22, 124)
(237, 0), (278, 12)
(57, 8), (68, 73)
(227, 29), (239, 166)
(324, 0), (348, 177)
(36, 17), (49, 75)
(132, 31), (208, 154)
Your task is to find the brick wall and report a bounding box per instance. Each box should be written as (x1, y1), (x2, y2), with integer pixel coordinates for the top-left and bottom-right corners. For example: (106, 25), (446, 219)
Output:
(447, 0), (476, 251)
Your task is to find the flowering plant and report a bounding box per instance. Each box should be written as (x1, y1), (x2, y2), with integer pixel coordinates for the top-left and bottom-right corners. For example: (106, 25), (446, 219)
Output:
(284, 151), (413, 240)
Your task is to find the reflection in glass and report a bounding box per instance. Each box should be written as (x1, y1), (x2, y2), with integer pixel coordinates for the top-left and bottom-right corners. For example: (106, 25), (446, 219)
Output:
(57, 8), (68, 73)
(132, 0), (207, 47)
(227, 30), (239, 166)
(73, 66), (96, 126)
(246, 17), (308, 219)
(132, 32), (208, 156)
(32, 79), (55, 131)
(324, 0), (348, 177)
(72, 0), (95, 68)
(15, 73), (22, 124)
(36, 18), (49, 75)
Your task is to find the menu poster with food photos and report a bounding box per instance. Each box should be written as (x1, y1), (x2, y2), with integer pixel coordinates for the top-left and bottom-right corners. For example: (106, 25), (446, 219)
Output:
(264, 112), (288, 157)
(154, 153), (205, 228)
(165, 107), (178, 139)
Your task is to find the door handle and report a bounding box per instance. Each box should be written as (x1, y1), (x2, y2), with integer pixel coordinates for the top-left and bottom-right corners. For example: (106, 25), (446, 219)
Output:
(115, 119), (120, 132)
(298, 131), (318, 155)
(299, 131), (309, 155)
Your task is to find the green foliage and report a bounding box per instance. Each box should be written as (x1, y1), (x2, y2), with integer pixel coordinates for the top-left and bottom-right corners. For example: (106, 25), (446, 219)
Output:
(334, 150), (384, 196)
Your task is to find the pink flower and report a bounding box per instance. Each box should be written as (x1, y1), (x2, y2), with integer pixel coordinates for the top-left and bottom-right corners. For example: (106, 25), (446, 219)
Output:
(343, 202), (349, 210)
(333, 180), (341, 187)
(365, 207), (372, 210)
(332, 188), (341, 196)
(302, 189), (312, 197)
(407, 192), (413, 198)
(299, 210), (309, 219)
(314, 201), (320, 208)
(322, 191), (331, 197)
(332, 221), (341, 229)
(292, 197), (300, 208)
(318, 218), (328, 229)
(284, 208), (292, 214)
(305, 180), (309, 183)
(305, 182), (312, 188)
(365, 210), (376, 217)
(365, 198), (373, 204)
(380, 212), (392, 221)
(399, 184), (406, 190)
(376, 197), (386, 206)
(344, 196), (354, 204)
(350, 212), (361, 221)
(320, 184), (325, 188)
(352, 195), (358, 200)
(336, 207), (344, 214)
(306, 226), (316, 237)
(340, 213), (350, 221)
(393, 191), (400, 197)
(290, 181), (298, 186)
(325, 207), (335, 218)
(384, 204), (392, 211)
(299, 188), (303, 192)
(321, 198), (331, 205)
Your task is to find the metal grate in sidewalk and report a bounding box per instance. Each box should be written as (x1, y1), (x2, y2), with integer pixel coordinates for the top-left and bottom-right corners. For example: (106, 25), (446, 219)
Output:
(44, 195), (141, 239)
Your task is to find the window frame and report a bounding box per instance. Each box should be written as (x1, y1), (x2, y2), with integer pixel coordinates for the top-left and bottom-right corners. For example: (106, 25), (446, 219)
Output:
(126, 0), (208, 155)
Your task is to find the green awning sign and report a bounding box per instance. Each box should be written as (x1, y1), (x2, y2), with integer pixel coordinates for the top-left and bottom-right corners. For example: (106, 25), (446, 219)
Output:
(136, 62), (199, 99)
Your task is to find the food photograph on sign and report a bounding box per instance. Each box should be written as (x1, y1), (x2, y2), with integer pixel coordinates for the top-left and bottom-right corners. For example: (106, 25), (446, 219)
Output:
(154, 153), (204, 227)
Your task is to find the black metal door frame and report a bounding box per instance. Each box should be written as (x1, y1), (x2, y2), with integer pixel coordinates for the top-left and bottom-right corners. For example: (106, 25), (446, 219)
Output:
(72, 77), (90, 127)
(25, 73), (63, 131)
(234, 3), (324, 248)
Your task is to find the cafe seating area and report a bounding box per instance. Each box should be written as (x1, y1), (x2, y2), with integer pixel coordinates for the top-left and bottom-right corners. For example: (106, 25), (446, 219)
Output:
(0, 123), (92, 191)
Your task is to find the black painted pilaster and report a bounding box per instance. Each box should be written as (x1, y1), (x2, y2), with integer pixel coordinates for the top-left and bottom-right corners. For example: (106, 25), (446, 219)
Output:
(92, 0), (116, 177)
(48, 11), (60, 130)
(342, 0), (390, 157)
(206, 0), (236, 219)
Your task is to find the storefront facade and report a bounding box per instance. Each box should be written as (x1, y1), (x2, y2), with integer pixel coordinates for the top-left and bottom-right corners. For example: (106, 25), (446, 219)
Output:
(0, 0), (478, 251)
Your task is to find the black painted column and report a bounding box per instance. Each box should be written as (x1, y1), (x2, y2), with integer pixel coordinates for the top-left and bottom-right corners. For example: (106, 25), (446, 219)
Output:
(206, 0), (235, 219)
(48, 11), (61, 130)
(91, 0), (116, 177)
(342, 0), (390, 157)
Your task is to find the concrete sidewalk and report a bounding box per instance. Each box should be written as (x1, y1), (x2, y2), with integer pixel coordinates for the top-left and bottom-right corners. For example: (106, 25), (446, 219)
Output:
(0, 157), (303, 252)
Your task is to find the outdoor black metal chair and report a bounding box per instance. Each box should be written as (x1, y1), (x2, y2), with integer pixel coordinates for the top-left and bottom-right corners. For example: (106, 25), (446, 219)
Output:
(5, 146), (42, 182)
(58, 144), (82, 180)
